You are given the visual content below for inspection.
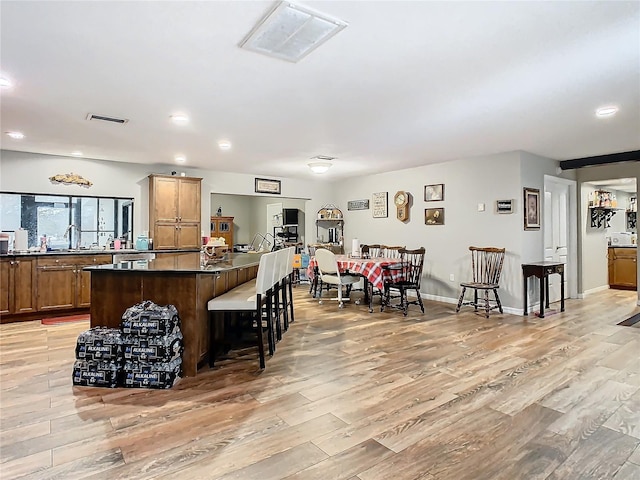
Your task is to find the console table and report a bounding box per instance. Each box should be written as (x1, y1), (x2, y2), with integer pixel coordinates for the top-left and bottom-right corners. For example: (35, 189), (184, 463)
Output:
(522, 262), (565, 318)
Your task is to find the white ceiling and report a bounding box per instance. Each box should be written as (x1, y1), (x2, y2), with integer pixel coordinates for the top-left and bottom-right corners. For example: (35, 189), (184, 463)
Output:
(1, 1), (639, 181)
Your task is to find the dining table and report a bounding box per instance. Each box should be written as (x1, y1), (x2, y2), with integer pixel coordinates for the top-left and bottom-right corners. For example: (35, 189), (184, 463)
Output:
(307, 255), (404, 312)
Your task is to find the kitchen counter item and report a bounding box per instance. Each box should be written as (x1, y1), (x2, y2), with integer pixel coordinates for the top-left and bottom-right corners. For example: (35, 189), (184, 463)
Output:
(14, 229), (28, 251)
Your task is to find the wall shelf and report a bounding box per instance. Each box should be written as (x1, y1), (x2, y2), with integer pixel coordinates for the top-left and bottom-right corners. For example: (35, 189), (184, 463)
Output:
(627, 211), (637, 231)
(589, 207), (621, 228)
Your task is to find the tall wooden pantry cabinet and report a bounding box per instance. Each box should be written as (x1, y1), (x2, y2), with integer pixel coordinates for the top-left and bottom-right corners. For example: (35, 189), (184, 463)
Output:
(149, 174), (202, 249)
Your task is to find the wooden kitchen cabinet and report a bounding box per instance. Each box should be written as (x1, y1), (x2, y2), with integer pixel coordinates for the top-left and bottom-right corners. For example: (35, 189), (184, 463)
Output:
(608, 247), (637, 290)
(76, 255), (113, 307)
(149, 174), (202, 249)
(37, 254), (112, 311)
(0, 257), (37, 316)
(37, 256), (75, 311)
(210, 216), (234, 246)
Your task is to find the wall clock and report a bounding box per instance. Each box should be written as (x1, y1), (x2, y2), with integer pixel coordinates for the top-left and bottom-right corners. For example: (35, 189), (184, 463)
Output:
(394, 191), (409, 221)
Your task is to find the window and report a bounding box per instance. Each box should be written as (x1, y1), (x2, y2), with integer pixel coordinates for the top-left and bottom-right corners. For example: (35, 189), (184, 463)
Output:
(0, 192), (134, 250)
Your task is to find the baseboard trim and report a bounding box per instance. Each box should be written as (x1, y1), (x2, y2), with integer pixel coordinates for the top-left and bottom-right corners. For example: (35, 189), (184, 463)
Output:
(421, 293), (522, 316)
(578, 285), (610, 299)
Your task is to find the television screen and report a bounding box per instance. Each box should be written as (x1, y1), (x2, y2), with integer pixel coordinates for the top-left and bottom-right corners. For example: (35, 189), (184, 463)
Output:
(283, 208), (298, 225)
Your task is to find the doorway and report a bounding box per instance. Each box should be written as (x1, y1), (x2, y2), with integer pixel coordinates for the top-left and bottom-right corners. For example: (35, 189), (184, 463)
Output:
(544, 175), (578, 302)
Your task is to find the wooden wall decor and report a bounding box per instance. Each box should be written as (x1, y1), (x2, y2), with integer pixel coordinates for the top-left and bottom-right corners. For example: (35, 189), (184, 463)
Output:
(49, 172), (93, 187)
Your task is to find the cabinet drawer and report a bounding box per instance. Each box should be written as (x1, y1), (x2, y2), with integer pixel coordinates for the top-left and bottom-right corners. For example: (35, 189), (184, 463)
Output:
(38, 256), (74, 268)
(74, 255), (113, 266)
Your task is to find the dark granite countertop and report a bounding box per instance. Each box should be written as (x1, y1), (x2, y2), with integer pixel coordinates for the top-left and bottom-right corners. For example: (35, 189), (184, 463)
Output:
(1, 248), (199, 258)
(84, 252), (265, 274)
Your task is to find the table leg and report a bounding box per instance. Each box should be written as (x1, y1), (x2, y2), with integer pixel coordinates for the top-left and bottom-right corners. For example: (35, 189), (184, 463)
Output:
(523, 273), (528, 315)
(545, 273), (550, 308)
(539, 275), (545, 318)
(560, 271), (565, 312)
(367, 281), (373, 313)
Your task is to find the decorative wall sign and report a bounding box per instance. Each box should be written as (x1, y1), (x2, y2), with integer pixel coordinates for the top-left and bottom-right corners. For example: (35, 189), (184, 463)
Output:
(347, 199), (370, 211)
(49, 172), (93, 187)
(424, 184), (444, 201)
(425, 208), (444, 225)
(523, 187), (540, 230)
(496, 199), (513, 214)
(255, 177), (281, 194)
(372, 192), (388, 218)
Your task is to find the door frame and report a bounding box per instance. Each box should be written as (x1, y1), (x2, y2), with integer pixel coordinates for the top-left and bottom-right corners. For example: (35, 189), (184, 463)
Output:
(544, 174), (578, 300)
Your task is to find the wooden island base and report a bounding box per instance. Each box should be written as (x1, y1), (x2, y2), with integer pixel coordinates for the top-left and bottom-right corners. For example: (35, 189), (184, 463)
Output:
(89, 252), (260, 377)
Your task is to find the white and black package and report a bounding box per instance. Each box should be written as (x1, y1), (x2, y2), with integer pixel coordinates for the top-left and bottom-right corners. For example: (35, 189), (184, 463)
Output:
(75, 327), (123, 362)
(72, 359), (121, 388)
(122, 331), (184, 362)
(123, 358), (182, 389)
(121, 301), (180, 336)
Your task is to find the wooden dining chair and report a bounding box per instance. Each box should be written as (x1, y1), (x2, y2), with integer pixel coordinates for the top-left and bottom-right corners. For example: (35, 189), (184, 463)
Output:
(381, 247), (425, 316)
(455, 246), (505, 318)
(307, 244), (321, 297)
(381, 245), (404, 258)
(361, 244), (382, 258)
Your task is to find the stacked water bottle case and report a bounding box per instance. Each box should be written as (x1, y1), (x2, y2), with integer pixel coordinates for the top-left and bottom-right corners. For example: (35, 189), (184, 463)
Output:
(121, 301), (183, 389)
(72, 301), (183, 389)
(73, 327), (123, 388)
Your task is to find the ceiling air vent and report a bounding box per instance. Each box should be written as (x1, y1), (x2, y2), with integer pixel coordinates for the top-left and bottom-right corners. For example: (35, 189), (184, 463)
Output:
(86, 113), (129, 124)
(240, 1), (348, 63)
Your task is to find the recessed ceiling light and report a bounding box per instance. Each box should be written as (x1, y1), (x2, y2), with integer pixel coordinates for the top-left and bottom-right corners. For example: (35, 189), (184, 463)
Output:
(174, 155), (186, 163)
(170, 114), (189, 125)
(218, 140), (232, 150)
(71, 151), (83, 157)
(0, 77), (13, 88)
(6, 131), (24, 139)
(595, 106), (619, 117)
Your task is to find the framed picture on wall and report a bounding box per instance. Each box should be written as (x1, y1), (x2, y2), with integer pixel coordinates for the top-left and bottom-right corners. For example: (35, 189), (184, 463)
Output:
(372, 192), (388, 218)
(425, 208), (445, 225)
(424, 184), (444, 201)
(523, 187), (540, 230)
(255, 177), (281, 194)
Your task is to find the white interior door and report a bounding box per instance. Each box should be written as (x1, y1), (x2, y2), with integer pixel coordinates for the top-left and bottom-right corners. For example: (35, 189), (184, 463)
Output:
(544, 181), (569, 303)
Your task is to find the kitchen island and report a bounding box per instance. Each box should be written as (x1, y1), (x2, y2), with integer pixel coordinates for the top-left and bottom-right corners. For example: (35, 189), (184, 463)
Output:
(87, 251), (263, 376)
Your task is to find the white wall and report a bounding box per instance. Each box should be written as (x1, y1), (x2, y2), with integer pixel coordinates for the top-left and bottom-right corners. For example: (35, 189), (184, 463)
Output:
(210, 194), (253, 244)
(1, 150), (328, 245)
(581, 183), (610, 292)
(330, 151), (563, 311)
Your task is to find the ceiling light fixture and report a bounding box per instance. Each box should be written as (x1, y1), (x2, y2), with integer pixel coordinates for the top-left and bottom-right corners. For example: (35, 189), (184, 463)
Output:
(595, 106), (619, 117)
(218, 140), (232, 150)
(308, 161), (332, 174)
(0, 77), (13, 88)
(240, 1), (348, 63)
(71, 151), (83, 157)
(170, 114), (189, 125)
(174, 155), (186, 163)
(6, 131), (24, 139)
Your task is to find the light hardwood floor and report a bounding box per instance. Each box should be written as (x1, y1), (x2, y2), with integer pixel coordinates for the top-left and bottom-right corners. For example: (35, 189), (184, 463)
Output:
(1, 288), (639, 479)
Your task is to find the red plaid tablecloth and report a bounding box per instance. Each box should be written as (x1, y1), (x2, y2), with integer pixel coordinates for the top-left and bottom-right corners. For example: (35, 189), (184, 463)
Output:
(307, 255), (404, 291)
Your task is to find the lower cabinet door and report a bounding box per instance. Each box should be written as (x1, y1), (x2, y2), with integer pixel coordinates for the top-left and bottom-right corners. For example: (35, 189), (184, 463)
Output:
(13, 258), (37, 314)
(178, 223), (201, 249)
(154, 223), (179, 249)
(37, 266), (75, 311)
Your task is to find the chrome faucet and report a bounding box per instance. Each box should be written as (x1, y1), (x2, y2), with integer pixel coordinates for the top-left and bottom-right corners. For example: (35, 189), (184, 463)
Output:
(64, 224), (81, 249)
